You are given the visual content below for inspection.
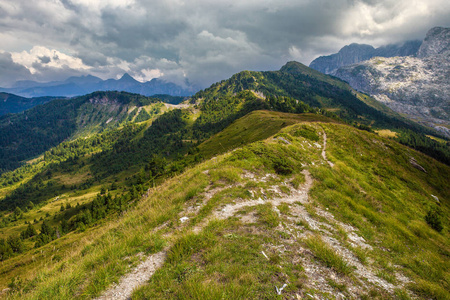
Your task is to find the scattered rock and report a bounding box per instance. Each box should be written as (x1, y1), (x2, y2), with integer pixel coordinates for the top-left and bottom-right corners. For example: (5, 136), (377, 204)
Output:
(409, 157), (427, 173)
(431, 194), (440, 204)
(179, 216), (189, 223)
(276, 136), (291, 144)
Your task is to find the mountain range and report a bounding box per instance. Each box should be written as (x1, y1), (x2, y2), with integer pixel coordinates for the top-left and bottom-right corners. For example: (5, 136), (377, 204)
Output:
(0, 73), (197, 98)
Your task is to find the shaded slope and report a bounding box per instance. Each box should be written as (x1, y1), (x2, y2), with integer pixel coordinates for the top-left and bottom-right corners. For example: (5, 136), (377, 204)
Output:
(0, 93), (57, 116)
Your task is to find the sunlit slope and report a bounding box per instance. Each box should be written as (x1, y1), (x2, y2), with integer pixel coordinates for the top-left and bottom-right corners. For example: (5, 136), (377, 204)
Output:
(197, 110), (339, 159)
(2, 117), (448, 299)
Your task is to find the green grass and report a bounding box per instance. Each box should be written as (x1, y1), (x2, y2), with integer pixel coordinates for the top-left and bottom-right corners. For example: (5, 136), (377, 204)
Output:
(1, 114), (449, 299)
(304, 235), (353, 275)
(197, 110), (337, 159)
(133, 218), (302, 300)
(256, 203), (280, 228)
(310, 123), (450, 299)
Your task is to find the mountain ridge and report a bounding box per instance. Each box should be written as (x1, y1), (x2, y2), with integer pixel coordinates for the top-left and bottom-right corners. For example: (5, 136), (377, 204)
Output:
(0, 93), (57, 116)
(309, 40), (421, 75)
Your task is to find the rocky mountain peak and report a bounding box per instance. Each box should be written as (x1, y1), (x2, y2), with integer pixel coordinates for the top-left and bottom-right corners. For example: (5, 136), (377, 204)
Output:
(309, 41), (420, 75)
(417, 26), (450, 58)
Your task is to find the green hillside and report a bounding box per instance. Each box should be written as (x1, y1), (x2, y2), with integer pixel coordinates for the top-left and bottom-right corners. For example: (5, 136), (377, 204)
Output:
(0, 93), (56, 116)
(192, 61), (419, 129)
(0, 91), (163, 173)
(0, 112), (447, 299)
(191, 61), (450, 164)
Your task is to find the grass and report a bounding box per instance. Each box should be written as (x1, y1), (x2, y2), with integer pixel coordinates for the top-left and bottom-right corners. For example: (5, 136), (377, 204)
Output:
(304, 235), (353, 275)
(277, 203), (290, 215)
(311, 123), (450, 299)
(290, 173), (306, 189)
(133, 218), (303, 300)
(197, 110), (337, 159)
(376, 129), (398, 138)
(256, 203), (280, 228)
(1, 114), (449, 299)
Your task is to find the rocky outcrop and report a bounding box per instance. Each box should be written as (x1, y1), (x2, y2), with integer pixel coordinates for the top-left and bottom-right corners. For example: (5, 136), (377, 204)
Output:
(309, 43), (375, 75)
(333, 27), (450, 135)
(309, 41), (421, 75)
(417, 27), (450, 58)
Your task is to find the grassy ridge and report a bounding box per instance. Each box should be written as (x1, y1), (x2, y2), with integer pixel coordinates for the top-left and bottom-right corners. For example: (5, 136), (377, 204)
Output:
(0, 114), (447, 299)
(197, 110), (338, 159)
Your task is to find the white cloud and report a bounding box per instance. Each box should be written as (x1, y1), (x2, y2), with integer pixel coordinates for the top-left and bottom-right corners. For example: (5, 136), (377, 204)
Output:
(10, 46), (90, 74)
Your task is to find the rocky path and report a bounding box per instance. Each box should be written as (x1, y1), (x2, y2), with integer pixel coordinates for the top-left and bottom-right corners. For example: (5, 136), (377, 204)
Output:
(321, 130), (334, 167)
(95, 131), (408, 299)
(95, 250), (167, 300)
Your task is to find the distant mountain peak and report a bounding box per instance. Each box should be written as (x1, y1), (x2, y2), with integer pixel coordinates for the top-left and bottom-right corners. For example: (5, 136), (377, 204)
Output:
(0, 73), (196, 97)
(119, 73), (138, 82)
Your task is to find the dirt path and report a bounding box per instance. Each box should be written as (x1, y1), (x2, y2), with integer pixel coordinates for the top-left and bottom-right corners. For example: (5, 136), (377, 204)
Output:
(215, 169), (313, 219)
(95, 250), (167, 300)
(321, 130), (334, 167)
(96, 163), (407, 299)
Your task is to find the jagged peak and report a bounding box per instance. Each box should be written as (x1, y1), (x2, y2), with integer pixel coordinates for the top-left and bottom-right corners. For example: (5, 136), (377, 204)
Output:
(119, 73), (138, 82)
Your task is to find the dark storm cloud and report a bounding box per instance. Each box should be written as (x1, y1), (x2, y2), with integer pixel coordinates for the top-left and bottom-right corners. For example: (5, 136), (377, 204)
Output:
(0, 52), (32, 87)
(0, 0), (450, 88)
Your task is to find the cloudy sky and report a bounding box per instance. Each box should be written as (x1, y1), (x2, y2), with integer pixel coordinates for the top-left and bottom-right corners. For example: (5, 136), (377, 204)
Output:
(0, 0), (449, 88)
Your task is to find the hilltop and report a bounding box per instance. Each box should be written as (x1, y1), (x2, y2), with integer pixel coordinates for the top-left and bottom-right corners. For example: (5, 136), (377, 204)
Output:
(0, 91), (165, 173)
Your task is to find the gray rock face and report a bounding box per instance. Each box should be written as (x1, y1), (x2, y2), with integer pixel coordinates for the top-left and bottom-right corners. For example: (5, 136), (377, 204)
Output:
(334, 28), (450, 135)
(309, 43), (375, 74)
(309, 41), (421, 75)
(417, 27), (450, 58)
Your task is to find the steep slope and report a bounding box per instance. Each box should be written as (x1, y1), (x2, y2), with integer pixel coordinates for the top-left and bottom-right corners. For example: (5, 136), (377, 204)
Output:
(0, 91), (163, 172)
(334, 27), (450, 135)
(0, 93), (56, 116)
(0, 114), (448, 299)
(309, 41), (421, 75)
(417, 26), (450, 57)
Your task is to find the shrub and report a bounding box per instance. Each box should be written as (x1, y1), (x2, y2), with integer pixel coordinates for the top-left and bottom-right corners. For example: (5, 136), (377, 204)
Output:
(425, 206), (443, 232)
